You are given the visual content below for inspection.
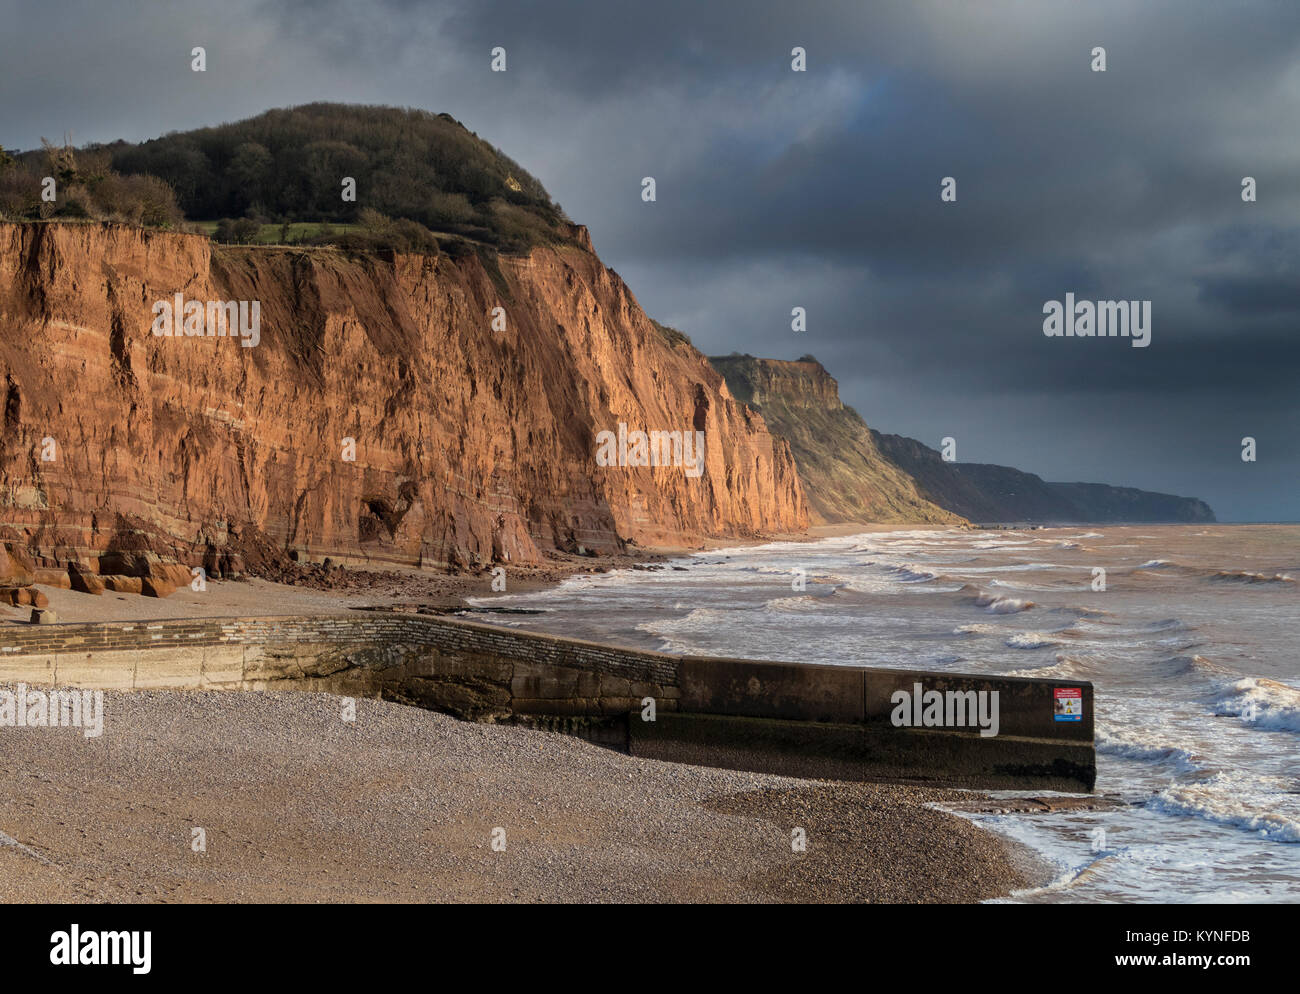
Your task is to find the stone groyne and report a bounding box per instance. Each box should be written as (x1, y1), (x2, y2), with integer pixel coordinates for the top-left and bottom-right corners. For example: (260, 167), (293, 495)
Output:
(0, 612), (1095, 792)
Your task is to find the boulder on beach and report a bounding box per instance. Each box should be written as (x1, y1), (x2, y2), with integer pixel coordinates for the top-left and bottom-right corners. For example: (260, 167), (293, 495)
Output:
(67, 563), (105, 595)
(33, 567), (72, 589)
(98, 552), (194, 590)
(0, 586), (48, 607)
(141, 576), (177, 598)
(158, 563), (193, 587)
(102, 575), (144, 594)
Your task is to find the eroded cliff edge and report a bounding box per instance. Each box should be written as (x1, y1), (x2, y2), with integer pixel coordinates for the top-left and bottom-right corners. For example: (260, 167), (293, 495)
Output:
(0, 222), (808, 574)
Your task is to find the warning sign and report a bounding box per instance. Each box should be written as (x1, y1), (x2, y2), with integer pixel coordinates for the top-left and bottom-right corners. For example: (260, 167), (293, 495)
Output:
(1054, 687), (1083, 721)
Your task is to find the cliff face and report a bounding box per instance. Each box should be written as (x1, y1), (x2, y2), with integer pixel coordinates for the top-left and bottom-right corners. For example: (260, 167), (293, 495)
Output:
(871, 432), (1216, 524)
(0, 222), (807, 574)
(709, 356), (962, 525)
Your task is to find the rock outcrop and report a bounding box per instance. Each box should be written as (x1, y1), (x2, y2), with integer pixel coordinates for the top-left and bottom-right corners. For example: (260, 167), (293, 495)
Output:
(0, 222), (807, 575)
(709, 355), (962, 525)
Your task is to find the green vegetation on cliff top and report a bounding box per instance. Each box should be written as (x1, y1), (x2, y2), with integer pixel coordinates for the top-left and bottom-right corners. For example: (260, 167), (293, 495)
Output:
(0, 104), (575, 255)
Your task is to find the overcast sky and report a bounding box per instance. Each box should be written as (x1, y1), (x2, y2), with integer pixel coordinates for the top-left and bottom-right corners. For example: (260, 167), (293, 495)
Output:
(3, 0), (1296, 520)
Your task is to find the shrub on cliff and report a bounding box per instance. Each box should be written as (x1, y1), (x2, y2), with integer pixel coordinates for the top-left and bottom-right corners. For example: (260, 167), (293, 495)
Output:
(651, 320), (693, 349)
(0, 140), (183, 227)
(307, 208), (439, 254)
(108, 103), (571, 253)
(211, 217), (263, 244)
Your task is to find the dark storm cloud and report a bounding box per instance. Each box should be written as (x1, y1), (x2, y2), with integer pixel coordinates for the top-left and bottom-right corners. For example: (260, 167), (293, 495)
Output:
(1, 0), (1296, 518)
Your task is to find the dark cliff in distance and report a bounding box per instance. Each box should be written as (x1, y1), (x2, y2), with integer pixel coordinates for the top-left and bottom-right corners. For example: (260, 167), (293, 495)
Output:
(711, 355), (1215, 525)
(870, 432), (1216, 524)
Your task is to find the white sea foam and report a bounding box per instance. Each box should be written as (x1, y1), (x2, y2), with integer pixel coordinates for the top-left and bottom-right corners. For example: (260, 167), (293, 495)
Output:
(1005, 631), (1061, 649)
(842, 576), (910, 594)
(1095, 725), (1202, 774)
(951, 562), (1074, 574)
(1211, 570), (1296, 584)
(1148, 773), (1300, 842)
(1010, 650), (1116, 679)
(763, 595), (825, 613)
(971, 589), (1035, 613)
(985, 598), (1034, 614)
(1215, 678), (1300, 733)
(953, 623), (1002, 635)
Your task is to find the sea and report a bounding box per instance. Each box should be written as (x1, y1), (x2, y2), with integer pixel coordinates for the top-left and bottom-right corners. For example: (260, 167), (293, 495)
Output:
(466, 524), (1299, 903)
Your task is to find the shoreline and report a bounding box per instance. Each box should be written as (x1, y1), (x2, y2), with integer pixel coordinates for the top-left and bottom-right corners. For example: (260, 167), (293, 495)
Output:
(0, 522), (956, 627)
(0, 521), (1057, 903)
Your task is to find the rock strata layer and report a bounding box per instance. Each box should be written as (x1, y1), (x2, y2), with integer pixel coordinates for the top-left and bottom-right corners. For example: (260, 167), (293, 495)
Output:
(0, 223), (808, 576)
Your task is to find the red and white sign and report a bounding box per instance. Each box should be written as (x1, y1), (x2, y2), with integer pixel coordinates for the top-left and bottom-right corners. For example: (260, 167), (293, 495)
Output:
(1054, 687), (1083, 722)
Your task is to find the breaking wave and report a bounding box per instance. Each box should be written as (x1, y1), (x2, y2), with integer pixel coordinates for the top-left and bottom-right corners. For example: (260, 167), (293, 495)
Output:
(763, 595), (828, 613)
(1148, 773), (1300, 842)
(956, 584), (1037, 613)
(983, 595), (1035, 614)
(1149, 654), (1233, 680)
(1095, 725), (1203, 774)
(1214, 678), (1300, 733)
(1211, 570), (1295, 584)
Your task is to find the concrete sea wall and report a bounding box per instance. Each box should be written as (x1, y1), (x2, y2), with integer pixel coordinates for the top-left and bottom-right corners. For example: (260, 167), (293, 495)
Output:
(0, 613), (1095, 791)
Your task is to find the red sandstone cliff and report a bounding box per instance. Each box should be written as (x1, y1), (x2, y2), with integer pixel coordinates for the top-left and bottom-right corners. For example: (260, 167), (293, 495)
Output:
(0, 222), (807, 575)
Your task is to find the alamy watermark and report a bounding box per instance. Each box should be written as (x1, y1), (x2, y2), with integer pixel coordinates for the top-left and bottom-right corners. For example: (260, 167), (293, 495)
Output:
(595, 423), (705, 478)
(890, 682), (999, 737)
(1043, 293), (1151, 348)
(0, 684), (103, 737)
(151, 294), (261, 347)
(50, 925), (150, 974)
